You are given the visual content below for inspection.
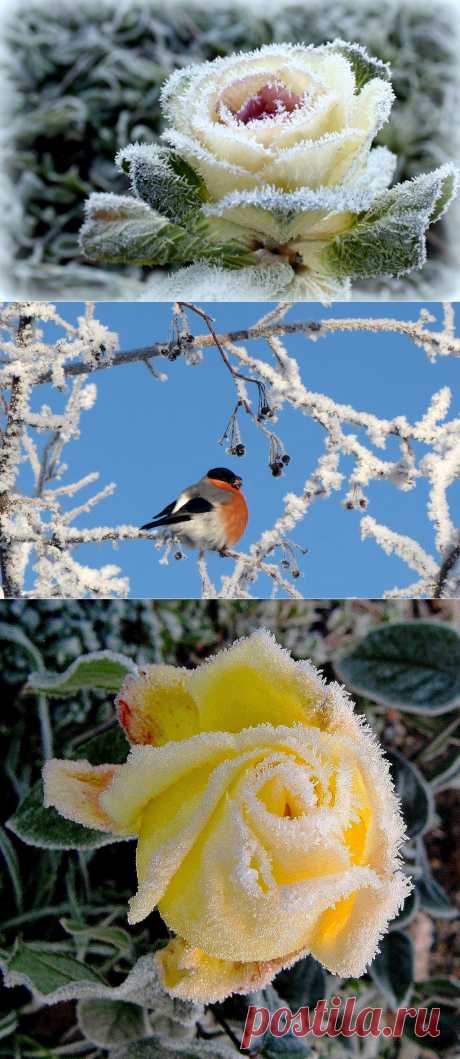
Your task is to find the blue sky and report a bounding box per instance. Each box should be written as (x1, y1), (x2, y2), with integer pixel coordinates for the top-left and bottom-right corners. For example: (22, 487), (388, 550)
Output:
(26, 301), (459, 599)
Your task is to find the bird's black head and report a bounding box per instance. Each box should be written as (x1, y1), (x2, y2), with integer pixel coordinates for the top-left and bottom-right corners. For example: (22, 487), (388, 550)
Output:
(207, 467), (242, 489)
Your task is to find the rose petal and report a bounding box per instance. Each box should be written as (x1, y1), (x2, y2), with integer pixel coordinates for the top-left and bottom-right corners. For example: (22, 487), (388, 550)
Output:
(309, 870), (410, 976)
(188, 629), (332, 733)
(264, 129), (370, 190)
(162, 130), (259, 197)
(116, 665), (199, 746)
(350, 78), (395, 135)
(43, 759), (122, 832)
(157, 935), (305, 1003)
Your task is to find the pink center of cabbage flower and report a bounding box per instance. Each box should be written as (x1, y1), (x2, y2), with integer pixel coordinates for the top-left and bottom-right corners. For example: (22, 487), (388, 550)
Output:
(233, 81), (303, 124)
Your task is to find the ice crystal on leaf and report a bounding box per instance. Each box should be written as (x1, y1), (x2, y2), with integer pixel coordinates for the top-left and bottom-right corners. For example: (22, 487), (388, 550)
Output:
(79, 40), (458, 300)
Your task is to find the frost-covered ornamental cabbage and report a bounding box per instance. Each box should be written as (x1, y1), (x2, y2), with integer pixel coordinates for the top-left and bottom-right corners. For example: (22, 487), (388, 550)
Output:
(44, 630), (411, 1002)
(80, 41), (458, 300)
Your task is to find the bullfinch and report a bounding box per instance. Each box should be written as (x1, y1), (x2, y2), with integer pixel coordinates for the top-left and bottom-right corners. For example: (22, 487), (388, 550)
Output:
(140, 467), (248, 553)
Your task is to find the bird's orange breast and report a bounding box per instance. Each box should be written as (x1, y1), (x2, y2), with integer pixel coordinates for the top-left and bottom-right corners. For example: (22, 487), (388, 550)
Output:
(219, 490), (249, 546)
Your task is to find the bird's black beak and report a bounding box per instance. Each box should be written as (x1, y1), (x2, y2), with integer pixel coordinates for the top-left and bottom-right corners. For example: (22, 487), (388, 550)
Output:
(234, 477), (242, 489)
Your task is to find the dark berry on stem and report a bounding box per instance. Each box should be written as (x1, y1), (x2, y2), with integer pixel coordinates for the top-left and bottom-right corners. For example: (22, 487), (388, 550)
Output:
(270, 460), (283, 477)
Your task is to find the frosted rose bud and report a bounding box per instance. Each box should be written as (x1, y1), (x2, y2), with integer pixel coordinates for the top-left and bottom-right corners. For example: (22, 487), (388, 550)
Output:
(44, 630), (411, 1003)
(159, 42), (395, 273)
(161, 43), (394, 197)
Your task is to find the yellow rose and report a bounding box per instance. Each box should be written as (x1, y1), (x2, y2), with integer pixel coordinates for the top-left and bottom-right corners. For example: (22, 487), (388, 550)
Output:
(44, 631), (410, 1003)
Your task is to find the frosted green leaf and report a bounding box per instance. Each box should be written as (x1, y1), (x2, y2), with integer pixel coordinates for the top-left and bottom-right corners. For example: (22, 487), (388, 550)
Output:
(78, 998), (145, 1048)
(81, 193), (254, 268)
(72, 725), (130, 765)
(370, 932), (414, 1008)
(325, 164), (459, 280)
(0, 952), (163, 1007)
(330, 40), (391, 91)
(416, 868), (457, 919)
(0, 826), (23, 912)
(0, 942), (106, 998)
(25, 650), (136, 696)
(116, 143), (206, 222)
(0, 620), (43, 671)
(7, 780), (122, 850)
(262, 1035), (312, 1057)
(386, 748), (433, 838)
(336, 621), (460, 713)
(61, 919), (133, 955)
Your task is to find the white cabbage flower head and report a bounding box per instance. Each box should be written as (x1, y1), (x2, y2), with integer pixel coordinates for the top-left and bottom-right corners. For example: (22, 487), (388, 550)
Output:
(80, 41), (459, 301)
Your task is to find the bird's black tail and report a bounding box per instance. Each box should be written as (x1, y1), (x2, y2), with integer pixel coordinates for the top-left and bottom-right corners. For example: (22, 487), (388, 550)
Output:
(140, 514), (191, 531)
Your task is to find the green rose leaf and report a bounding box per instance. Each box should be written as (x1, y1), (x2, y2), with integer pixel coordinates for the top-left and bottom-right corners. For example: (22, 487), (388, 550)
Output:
(390, 887), (419, 930)
(336, 622), (460, 713)
(416, 867), (457, 919)
(386, 748), (433, 837)
(430, 750), (460, 793)
(0, 826), (23, 912)
(261, 1036), (312, 1057)
(274, 955), (326, 1009)
(415, 978), (460, 1001)
(0, 953), (163, 1009)
(116, 144), (206, 222)
(0, 621), (43, 671)
(325, 164), (458, 280)
(80, 193), (254, 268)
(0, 941), (106, 999)
(369, 931), (414, 1008)
(71, 725), (130, 765)
(331, 40), (391, 90)
(77, 998), (145, 1048)
(25, 650), (136, 697)
(6, 780), (121, 850)
(61, 919), (133, 955)
(403, 1007), (460, 1053)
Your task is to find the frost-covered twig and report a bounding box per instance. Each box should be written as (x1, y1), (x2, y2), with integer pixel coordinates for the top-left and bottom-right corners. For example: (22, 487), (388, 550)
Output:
(433, 534), (460, 598)
(3, 305), (460, 391)
(0, 314), (34, 596)
(0, 304), (127, 597)
(197, 551), (216, 599)
(221, 548), (304, 600)
(1, 300), (459, 598)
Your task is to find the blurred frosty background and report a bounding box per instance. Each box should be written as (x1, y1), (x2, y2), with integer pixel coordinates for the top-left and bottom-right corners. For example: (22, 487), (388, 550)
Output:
(0, 0), (459, 299)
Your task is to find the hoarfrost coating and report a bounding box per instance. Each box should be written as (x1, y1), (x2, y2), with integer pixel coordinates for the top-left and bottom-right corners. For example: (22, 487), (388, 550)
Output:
(0, 301), (459, 599)
(43, 629), (411, 1002)
(79, 40), (459, 300)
